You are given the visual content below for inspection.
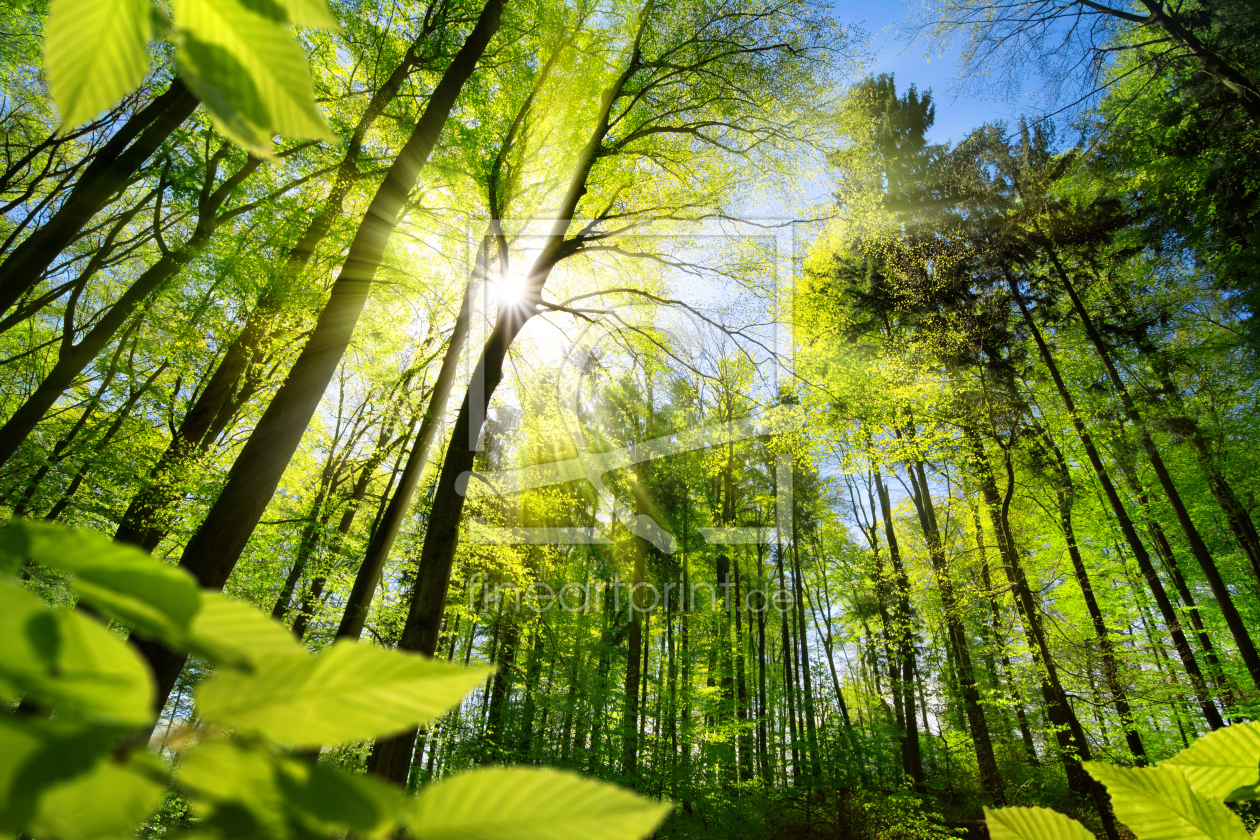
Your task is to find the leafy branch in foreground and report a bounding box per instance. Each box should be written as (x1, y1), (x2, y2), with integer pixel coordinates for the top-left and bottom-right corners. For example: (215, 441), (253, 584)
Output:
(985, 723), (1260, 840)
(45, 0), (336, 153)
(0, 520), (672, 840)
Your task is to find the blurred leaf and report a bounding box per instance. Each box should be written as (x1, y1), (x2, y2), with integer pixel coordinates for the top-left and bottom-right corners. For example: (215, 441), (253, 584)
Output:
(238, 0), (337, 27)
(0, 521), (201, 646)
(1085, 762), (1251, 840)
(984, 806), (1094, 840)
(276, 755), (404, 837)
(1162, 722), (1260, 801)
(185, 592), (305, 669)
(29, 751), (167, 840)
(171, 0), (334, 155)
(44, 0), (152, 128)
(409, 767), (673, 840)
(0, 580), (154, 725)
(0, 717), (120, 833)
(177, 739), (402, 840)
(177, 739), (288, 839)
(195, 641), (492, 746)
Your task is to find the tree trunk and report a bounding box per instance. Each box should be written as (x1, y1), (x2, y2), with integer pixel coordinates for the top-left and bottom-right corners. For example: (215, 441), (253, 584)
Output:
(1005, 269), (1225, 729)
(1049, 252), (1260, 689)
(133, 1), (504, 717)
(874, 468), (924, 790)
(0, 79), (200, 315)
(1041, 430), (1147, 762)
(905, 457), (1004, 802)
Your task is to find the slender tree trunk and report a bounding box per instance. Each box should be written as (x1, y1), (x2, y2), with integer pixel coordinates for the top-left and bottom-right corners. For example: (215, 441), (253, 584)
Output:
(133, 1), (504, 717)
(1048, 252), (1260, 689)
(905, 458), (1004, 802)
(114, 47), (430, 551)
(789, 524), (822, 782)
(0, 80), (200, 315)
(874, 468), (924, 790)
(1005, 270), (1225, 729)
(1041, 431), (1147, 762)
(971, 432), (1118, 840)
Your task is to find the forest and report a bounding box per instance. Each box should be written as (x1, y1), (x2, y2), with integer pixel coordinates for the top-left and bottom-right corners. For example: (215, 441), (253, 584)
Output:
(2, 0), (1260, 838)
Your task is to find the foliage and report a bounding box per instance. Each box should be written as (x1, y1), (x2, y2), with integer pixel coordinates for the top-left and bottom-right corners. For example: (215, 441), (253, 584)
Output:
(44, 0), (335, 152)
(0, 520), (671, 840)
(986, 723), (1260, 840)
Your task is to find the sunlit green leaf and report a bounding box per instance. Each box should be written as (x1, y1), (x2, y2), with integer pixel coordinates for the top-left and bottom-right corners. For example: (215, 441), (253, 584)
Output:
(195, 641), (492, 746)
(1085, 762), (1251, 840)
(171, 0), (334, 155)
(0, 717), (120, 834)
(185, 591), (305, 669)
(0, 580), (154, 726)
(0, 521), (201, 646)
(984, 806), (1095, 840)
(409, 767), (673, 840)
(29, 751), (167, 840)
(238, 0), (337, 28)
(1162, 722), (1260, 801)
(44, 0), (152, 128)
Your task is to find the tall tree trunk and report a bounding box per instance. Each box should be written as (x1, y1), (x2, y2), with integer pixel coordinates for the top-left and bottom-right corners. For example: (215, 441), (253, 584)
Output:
(971, 431), (1118, 840)
(0, 79), (200, 315)
(132, 0), (504, 717)
(1041, 431), (1147, 762)
(1048, 251), (1260, 689)
(789, 523), (822, 782)
(905, 457), (1004, 802)
(874, 468), (924, 790)
(622, 488), (648, 784)
(370, 18), (645, 781)
(1005, 269), (1225, 729)
(114, 45), (431, 551)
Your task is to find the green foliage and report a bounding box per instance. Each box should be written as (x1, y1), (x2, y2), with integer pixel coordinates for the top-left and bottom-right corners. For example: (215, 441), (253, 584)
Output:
(986, 724), (1260, 840)
(44, 0), (152, 130)
(195, 642), (493, 746)
(42, 0), (336, 153)
(410, 766), (674, 840)
(0, 520), (671, 840)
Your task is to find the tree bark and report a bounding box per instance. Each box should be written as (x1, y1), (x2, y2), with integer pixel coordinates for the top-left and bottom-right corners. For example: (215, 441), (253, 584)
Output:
(0, 79), (200, 315)
(133, 1), (504, 716)
(1005, 268), (1225, 729)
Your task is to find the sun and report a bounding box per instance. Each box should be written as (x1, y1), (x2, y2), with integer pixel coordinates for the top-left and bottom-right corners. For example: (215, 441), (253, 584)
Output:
(500, 271), (528, 304)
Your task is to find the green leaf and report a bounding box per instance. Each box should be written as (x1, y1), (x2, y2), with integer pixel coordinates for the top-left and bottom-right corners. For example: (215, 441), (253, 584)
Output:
(0, 717), (121, 834)
(28, 751), (167, 840)
(44, 0), (152, 128)
(195, 641), (492, 747)
(1162, 722), (1260, 801)
(409, 767), (673, 840)
(177, 740), (403, 840)
(1085, 762), (1251, 840)
(238, 0), (337, 28)
(185, 592), (305, 669)
(984, 806), (1095, 840)
(177, 739), (289, 839)
(0, 521), (201, 647)
(0, 580), (154, 726)
(275, 756), (404, 838)
(171, 0), (334, 155)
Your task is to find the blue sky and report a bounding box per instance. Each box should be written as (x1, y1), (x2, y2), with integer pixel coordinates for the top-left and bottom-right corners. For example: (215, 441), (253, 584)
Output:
(853, 0), (1020, 144)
